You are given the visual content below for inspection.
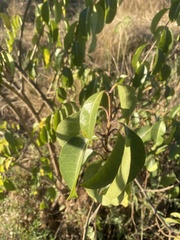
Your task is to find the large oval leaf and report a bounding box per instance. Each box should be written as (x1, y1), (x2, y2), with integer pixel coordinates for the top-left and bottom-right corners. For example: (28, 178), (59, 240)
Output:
(132, 43), (148, 70)
(79, 7), (92, 38)
(80, 91), (104, 139)
(90, 4), (104, 34)
(104, 125), (145, 199)
(118, 85), (137, 119)
(132, 64), (148, 88)
(124, 125), (146, 183)
(62, 67), (74, 87)
(71, 38), (86, 66)
(136, 125), (152, 143)
(104, 135), (131, 199)
(105, 0), (117, 24)
(59, 136), (88, 199)
(56, 112), (80, 147)
(169, 0), (180, 22)
(151, 121), (166, 147)
(82, 133), (125, 189)
(64, 22), (78, 50)
(151, 8), (168, 33)
(158, 27), (173, 53)
(152, 48), (165, 75)
(41, 1), (49, 24)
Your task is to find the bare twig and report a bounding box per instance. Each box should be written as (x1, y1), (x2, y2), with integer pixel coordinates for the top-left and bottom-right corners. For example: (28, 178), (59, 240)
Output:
(1, 80), (40, 122)
(0, 91), (42, 156)
(145, 182), (180, 193)
(82, 202), (101, 240)
(48, 143), (63, 189)
(18, 0), (32, 67)
(134, 178), (178, 238)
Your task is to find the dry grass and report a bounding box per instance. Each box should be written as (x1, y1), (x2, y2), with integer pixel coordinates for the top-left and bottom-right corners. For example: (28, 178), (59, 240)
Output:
(90, 0), (178, 74)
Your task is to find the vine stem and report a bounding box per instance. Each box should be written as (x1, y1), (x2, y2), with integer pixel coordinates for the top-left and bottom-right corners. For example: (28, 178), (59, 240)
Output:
(134, 178), (177, 238)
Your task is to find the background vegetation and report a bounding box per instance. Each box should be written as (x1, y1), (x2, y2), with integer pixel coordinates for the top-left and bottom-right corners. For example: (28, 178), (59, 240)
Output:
(0, 0), (179, 239)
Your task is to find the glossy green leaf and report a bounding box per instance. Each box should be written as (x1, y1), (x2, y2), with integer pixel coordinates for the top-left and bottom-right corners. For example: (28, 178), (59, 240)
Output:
(132, 43), (148, 70)
(151, 121), (166, 146)
(4, 179), (16, 191)
(56, 112), (80, 147)
(83, 160), (126, 206)
(89, 34), (97, 53)
(83, 160), (103, 203)
(54, 0), (62, 23)
(169, 105), (180, 118)
(79, 78), (100, 104)
(62, 67), (73, 87)
(56, 87), (67, 103)
(72, 38), (86, 66)
(83, 148), (96, 164)
(43, 48), (50, 67)
(132, 64), (148, 88)
(104, 138), (131, 198)
(160, 173), (176, 187)
(40, 126), (49, 143)
(53, 110), (61, 130)
(118, 85), (137, 119)
(90, 4), (104, 34)
(1, 51), (15, 75)
(169, 0), (180, 22)
(152, 48), (165, 75)
(80, 91), (104, 139)
(41, 1), (49, 24)
(145, 154), (158, 172)
(170, 212), (180, 219)
(64, 22), (78, 50)
(50, 20), (58, 43)
(151, 8), (168, 33)
(158, 28), (173, 53)
(105, 125), (145, 199)
(79, 7), (92, 38)
(136, 125), (152, 143)
(160, 64), (171, 81)
(105, 0), (117, 24)
(0, 13), (11, 30)
(123, 125), (145, 182)
(4, 131), (19, 146)
(59, 136), (87, 199)
(82, 133), (125, 189)
(101, 190), (125, 206)
(53, 102), (78, 130)
(164, 218), (180, 225)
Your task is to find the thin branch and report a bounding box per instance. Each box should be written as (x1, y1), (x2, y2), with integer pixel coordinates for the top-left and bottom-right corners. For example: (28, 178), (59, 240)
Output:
(2, 80), (40, 122)
(0, 91), (42, 156)
(18, 0), (32, 67)
(0, 44), (54, 112)
(145, 182), (180, 193)
(48, 143), (62, 189)
(15, 162), (57, 188)
(15, 62), (54, 112)
(134, 178), (177, 238)
(82, 201), (95, 240)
